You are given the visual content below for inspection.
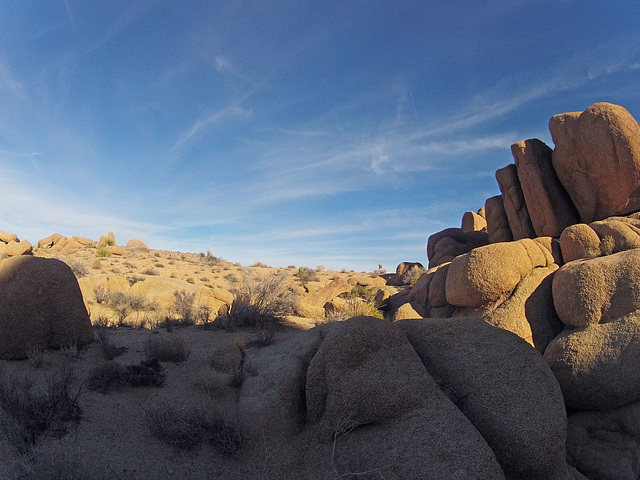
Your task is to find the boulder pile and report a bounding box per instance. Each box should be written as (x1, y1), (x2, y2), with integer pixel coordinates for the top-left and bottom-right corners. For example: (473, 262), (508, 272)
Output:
(406, 102), (640, 478)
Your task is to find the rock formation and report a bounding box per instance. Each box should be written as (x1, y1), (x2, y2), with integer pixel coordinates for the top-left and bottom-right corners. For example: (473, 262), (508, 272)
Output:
(416, 102), (640, 479)
(0, 256), (93, 359)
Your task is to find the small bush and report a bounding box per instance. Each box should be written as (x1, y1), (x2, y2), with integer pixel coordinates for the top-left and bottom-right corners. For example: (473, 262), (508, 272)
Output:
(171, 290), (196, 324)
(186, 277), (195, 284)
(146, 403), (241, 454)
(26, 345), (48, 369)
(145, 335), (191, 362)
(94, 287), (109, 304)
(600, 235), (616, 256)
(86, 359), (165, 393)
(226, 269), (299, 329)
(96, 247), (111, 257)
(104, 238), (115, 247)
(295, 267), (319, 283)
(0, 363), (82, 452)
(95, 328), (127, 360)
(142, 267), (159, 276)
(67, 259), (88, 279)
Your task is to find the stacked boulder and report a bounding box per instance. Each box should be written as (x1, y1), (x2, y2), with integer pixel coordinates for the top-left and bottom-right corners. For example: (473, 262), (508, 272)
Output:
(0, 231), (32, 257)
(408, 102), (640, 479)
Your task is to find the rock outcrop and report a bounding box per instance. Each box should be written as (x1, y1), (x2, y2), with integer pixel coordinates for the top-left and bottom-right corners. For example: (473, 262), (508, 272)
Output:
(0, 256), (93, 359)
(550, 102), (640, 222)
(496, 164), (536, 240)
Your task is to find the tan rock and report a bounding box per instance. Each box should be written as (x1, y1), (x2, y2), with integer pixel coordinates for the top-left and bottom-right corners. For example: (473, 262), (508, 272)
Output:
(126, 239), (151, 252)
(37, 233), (67, 249)
(0, 231), (18, 244)
(553, 249), (640, 327)
(476, 265), (563, 352)
(71, 236), (94, 246)
(495, 163), (536, 240)
(485, 195), (513, 243)
(109, 245), (126, 256)
(427, 228), (489, 268)
(398, 318), (569, 480)
(550, 102), (640, 222)
(395, 261), (425, 285)
(559, 223), (601, 262)
(393, 302), (421, 320)
(544, 311), (640, 410)
(512, 138), (580, 237)
(445, 238), (554, 307)
(428, 262), (449, 307)
(2, 240), (32, 256)
(461, 210), (487, 232)
(107, 231), (116, 243)
(306, 277), (351, 306)
(346, 274), (386, 287)
(589, 216), (640, 253)
(0, 256), (93, 359)
(323, 297), (348, 316)
(98, 235), (108, 246)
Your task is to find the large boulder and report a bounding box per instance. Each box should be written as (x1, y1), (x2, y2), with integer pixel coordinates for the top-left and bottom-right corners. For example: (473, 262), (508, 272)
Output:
(589, 216), (640, 253)
(511, 139), (580, 238)
(558, 223), (601, 262)
(549, 102), (640, 222)
(461, 210), (487, 232)
(485, 195), (513, 243)
(426, 227), (489, 268)
(566, 400), (640, 479)
(495, 164), (536, 240)
(0, 231), (18, 244)
(552, 249), (640, 327)
(0, 256), (93, 359)
(474, 265), (563, 352)
(395, 261), (425, 285)
(0, 240), (33, 257)
(445, 238), (555, 307)
(398, 318), (569, 480)
(544, 311), (640, 410)
(126, 239), (151, 252)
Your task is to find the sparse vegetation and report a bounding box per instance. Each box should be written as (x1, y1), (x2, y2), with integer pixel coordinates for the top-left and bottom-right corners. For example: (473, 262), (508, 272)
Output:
(142, 266), (160, 276)
(171, 289), (196, 324)
(0, 363), (83, 453)
(226, 268), (299, 329)
(67, 259), (88, 278)
(144, 335), (191, 362)
(86, 359), (165, 393)
(146, 402), (241, 454)
(96, 247), (111, 257)
(94, 328), (127, 360)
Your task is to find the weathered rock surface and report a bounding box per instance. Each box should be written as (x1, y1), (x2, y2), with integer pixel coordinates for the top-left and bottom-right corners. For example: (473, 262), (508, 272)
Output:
(446, 238), (555, 307)
(0, 239), (33, 257)
(512, 139), (580, 238)
(589, 216), (640, 253)
(398, 318), (569, 480)
(558, 223), (601, 262)
(485, 195), (513, 243)
(550, 102), (640, 222)
(496, 164), (536, 240)
(566, 400), (640, 480)
(461, 210), (487, 232)
(0, 231), (18, 244)
(552, 249), (640, 327)
(544, 311), (640, 410)
(427, 227), (489, 268)
(0, 256), (93, 359)
(395, 261), (425, 285)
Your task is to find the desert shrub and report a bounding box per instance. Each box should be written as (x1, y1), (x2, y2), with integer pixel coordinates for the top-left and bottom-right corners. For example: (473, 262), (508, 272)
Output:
(399, 267), (424, 286)
(140, 312), (163, 330)
(146, 402), (241, 454)
(0, 363), (82, 452)
(600, 235), (615, 256)
(226, 269), (299, 329)
(86, 359), (165, 394)
(186, 277), (195, 284)
(346, 298), (383, 319)
(92, 311), (111, 328)
(171, 290), (196, 324)
(197, 305), (212, 325)
(141, 267), (159, 276)
(94, 328), (127, 360)
(94, 287), (109, 304)
(154, 263), (164, 268)
(104, 238), (115, 247)
(67, 259), (88, 279)
(145, 335), (191, 362)
(127, 274), (145, 286)
(295, 267), (319, 283)
(96, 247), (111, 257)
(7, 439), (117, 480)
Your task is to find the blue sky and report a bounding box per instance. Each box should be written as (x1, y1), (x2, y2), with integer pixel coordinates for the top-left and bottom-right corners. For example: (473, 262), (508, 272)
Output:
(0, 1), (639, 271)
